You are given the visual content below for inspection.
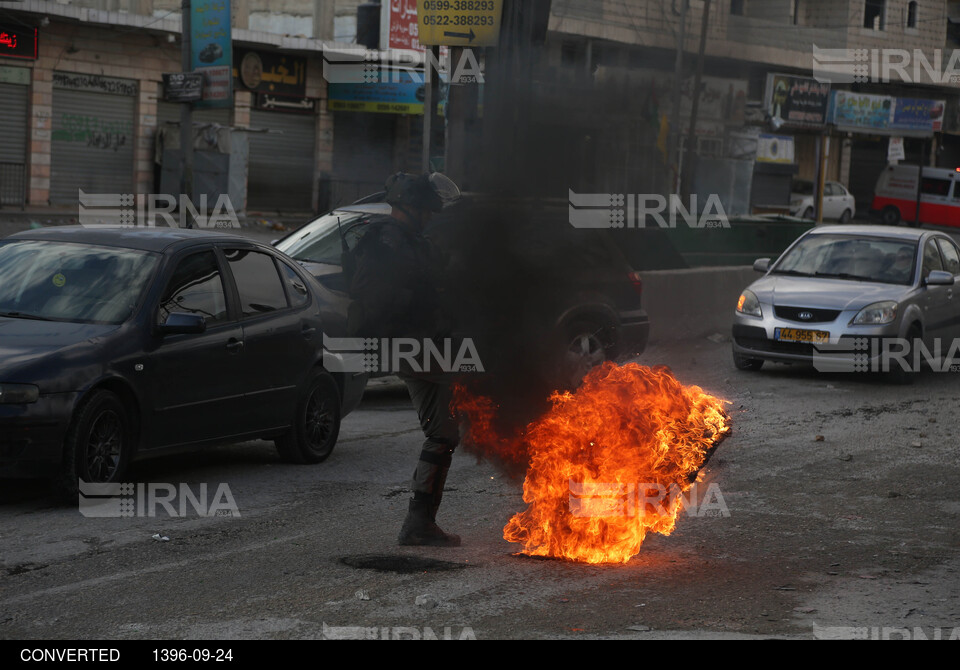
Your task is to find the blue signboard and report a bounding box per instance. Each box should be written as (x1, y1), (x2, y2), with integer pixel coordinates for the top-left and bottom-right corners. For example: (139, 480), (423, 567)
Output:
(828, 91), (892, 130)
(327, 68), (426, 115)
(828, 91), (945, 135)
(191, 0), (232, 108)
(892, 98), (945, 133)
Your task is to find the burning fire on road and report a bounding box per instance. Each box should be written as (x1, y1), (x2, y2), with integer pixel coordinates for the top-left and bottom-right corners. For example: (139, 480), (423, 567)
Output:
(455, 362), (731, 564)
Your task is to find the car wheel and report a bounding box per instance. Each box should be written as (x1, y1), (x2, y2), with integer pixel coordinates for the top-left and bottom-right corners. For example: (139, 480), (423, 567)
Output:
(57, 389), (132, 495)
(276, 369), (341, 464)
(880, 206), (901, 226)
(733, 349), (764, 371)
(552, 319), (613, 391)
(887, 326), (921, 385)
(839, 209), (852, 224)
(802, 207), (814, 221)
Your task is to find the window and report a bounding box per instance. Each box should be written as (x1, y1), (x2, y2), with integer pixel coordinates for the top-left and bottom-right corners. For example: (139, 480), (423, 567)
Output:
(864, 0), (885, 30)
(730, 0), (745, 16)
(158, 251), (228, 327)
(276, 211), (366, 264)
(922, 239), (944, 279)
(920, 177), (951, 197)
(223, 249), (289, 317)
(278, 260), (310, 308)
(0, 241), (158, 325)
(907, 1), (918, 29)
(561, 41), (580, 67)
(937, 238), (960, 275)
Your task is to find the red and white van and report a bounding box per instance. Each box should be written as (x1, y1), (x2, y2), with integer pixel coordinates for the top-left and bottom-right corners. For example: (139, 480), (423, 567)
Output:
(871, 164), (960, 227)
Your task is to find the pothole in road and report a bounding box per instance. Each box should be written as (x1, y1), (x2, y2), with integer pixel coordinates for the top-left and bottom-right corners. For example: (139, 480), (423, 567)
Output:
(340, 554), (468, 574)
(4, 562), (48, 576)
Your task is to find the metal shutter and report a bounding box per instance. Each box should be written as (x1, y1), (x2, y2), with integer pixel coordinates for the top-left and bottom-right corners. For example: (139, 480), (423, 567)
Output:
(0, 82), (28, 206)
(0, 82), (27, 163)
(50, 85), (137, 204)
(247, 109), (316, 212)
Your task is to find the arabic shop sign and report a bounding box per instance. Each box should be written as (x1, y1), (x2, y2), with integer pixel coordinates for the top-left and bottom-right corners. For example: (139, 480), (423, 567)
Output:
(829, 91), (893, 130)
(382, 0), (423, 51)
(765, 73), (831, 128)
(255, 93), (316, 114)
(163, 72), (204, 102)
(52, 72), (138, 97)
(191, 0), (232, 108)
(0, 27), (37, 61)
(828, 91), (945, 134)
(233, 50), (307, 98)
(893, 97), (945, 133)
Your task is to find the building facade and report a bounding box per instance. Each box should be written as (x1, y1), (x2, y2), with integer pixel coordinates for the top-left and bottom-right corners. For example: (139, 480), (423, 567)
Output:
(0, 0), (424, 213)
(531, 0), (960, 215)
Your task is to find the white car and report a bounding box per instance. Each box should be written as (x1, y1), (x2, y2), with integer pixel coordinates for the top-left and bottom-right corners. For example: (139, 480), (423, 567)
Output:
(790, 180), (856, 223)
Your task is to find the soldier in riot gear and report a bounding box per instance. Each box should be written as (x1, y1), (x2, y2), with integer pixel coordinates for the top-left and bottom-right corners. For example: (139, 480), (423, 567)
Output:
(345, 172), (463, 547)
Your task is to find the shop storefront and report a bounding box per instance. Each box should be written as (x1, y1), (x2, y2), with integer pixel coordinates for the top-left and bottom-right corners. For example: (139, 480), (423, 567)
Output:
(326, 64), (426, 206)
(827, 91), (944, 214)
(234, 49), (318, 212)
(0, 64), (30, 207)
(762, 73), (833, 212)
(49, 72), (137, 204)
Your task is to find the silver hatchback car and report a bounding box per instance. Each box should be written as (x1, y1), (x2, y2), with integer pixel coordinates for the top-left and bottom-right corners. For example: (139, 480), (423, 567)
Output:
(732, 225), (960, 377)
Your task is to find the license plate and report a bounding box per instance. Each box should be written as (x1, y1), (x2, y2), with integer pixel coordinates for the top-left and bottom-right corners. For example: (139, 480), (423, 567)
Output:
(775, 327), (829, 344)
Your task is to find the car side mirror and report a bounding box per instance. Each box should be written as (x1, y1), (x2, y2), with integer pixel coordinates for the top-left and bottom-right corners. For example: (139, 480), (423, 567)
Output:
(753, 258), (771, 273)
(158, 312), (207, 335)
(924, 270), (954, 286)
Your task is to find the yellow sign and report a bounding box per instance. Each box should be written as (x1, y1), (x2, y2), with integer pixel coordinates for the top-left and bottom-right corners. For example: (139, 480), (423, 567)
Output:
(327, 100), (425, 115)
(416, 0), (503, 47)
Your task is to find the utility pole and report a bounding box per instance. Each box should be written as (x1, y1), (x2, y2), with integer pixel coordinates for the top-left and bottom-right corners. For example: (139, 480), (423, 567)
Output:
(180, 0), (193, 222)
(422, 45), (440, 172)
(681, 0), (711, 200)
(668, 0), (687, 194)
(815, 131), (828, 223)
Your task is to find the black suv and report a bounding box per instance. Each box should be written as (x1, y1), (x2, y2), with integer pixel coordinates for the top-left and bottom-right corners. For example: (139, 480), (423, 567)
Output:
(275, 196), (649, 390)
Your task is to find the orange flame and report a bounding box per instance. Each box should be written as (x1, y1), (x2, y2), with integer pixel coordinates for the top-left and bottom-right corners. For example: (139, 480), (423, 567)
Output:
(456, 362), (730, 564)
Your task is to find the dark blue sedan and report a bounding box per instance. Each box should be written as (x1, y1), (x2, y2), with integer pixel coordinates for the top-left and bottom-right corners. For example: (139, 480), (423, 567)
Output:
(0, 227), (366, 493)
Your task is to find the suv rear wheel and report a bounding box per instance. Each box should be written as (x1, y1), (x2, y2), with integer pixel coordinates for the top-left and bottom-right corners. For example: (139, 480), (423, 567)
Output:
(549, 319), (615, 391)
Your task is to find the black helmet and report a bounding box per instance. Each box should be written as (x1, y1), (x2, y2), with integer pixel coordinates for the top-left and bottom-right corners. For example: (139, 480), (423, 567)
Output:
(384, 172), (460, 213)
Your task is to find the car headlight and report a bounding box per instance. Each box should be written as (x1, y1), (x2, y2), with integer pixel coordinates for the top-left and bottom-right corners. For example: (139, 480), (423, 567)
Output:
(851, 301), (898, 325)
(0, 383), (40, 404)
(736, 290), (762, 317)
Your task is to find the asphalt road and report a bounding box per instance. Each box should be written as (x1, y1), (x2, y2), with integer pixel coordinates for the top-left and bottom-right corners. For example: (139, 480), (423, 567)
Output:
(1, 337), (957, 641)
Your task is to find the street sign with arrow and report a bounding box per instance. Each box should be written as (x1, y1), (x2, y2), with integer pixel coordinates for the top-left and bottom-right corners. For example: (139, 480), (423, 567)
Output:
(416, 0), (503, 47)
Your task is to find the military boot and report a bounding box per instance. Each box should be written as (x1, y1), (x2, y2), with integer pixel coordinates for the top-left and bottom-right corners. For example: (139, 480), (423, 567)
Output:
(398, 496), (461, 547)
